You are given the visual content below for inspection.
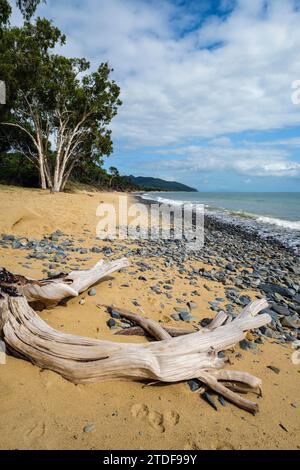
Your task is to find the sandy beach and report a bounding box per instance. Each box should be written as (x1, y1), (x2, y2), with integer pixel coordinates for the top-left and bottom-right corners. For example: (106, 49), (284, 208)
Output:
(0, 185), (299, 450)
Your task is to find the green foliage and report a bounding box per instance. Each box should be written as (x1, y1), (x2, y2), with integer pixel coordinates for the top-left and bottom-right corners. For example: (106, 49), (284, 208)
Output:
(0, 152), (138, 191)
(16, 0), (44, 20)
(0, 14), (122, 191)
(0, 152), (39, 186)
(0, 0), (43, 26)
(0, 1), (127, 192)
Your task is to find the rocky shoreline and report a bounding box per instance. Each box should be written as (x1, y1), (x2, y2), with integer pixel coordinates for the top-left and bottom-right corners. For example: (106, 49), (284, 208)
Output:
(1, 201), (299, 347)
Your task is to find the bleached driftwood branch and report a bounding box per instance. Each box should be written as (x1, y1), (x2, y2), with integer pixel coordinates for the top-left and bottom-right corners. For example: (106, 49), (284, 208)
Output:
(0, 263), (271, 413)
(0, 258), (129, 306)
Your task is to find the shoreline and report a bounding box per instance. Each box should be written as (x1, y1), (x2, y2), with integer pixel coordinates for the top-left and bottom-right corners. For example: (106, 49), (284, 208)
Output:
(137, 192), (300, 254)
(0, 185), (299, 450)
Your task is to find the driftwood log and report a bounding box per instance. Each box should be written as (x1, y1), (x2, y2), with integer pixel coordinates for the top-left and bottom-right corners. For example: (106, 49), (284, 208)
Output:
(0, 261), (271, 414)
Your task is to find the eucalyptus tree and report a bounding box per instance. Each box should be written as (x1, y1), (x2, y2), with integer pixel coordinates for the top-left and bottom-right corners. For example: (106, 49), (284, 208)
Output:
(1, 17), (122, 191)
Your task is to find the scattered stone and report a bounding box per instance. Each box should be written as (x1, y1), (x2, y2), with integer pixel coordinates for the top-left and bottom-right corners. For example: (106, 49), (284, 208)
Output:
(239, 339), (255, 350)
(267, 365), (280, 374)
(200, 318), (212, 327)
(107, 319), (116, 329)
(179, 311), (191, 321)
(202, 392), (218, 411)
(83, 423), (95, 433)
(272, 304), (291, 316)
(110, 309), (121, 319)
(218, 395), (226, 406)
(187, 379), (201, 392)
(88, 288), (97, 296)
(171, 313), (180, 321)
(187, 301), (197, 310)
(279, 423), (288, 433)
(281, 317), (299, 329)
(79, 299), (85, 305)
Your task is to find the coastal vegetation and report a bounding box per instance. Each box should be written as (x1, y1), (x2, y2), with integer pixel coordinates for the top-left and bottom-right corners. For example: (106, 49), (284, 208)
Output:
(0, 0), (124, 192)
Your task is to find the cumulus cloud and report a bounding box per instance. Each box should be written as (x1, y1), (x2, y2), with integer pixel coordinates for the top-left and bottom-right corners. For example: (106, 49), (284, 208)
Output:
(12, 0), (300, 180)
(34, 0), (300, 143)
(151, 142), (300, 177)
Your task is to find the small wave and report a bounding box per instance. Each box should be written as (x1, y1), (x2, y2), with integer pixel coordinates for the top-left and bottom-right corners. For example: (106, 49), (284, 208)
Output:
(256, 216), (300, 231)
(141, 194), (190, 206)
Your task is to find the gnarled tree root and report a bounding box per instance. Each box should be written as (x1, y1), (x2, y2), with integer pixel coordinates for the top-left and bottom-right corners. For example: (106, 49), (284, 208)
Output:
(109, 305), (266, 414)
(0, 263), (270, 414)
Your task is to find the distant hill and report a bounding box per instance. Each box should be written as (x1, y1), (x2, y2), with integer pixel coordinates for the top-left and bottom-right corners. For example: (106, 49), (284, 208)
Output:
(127, 176), (197, 192)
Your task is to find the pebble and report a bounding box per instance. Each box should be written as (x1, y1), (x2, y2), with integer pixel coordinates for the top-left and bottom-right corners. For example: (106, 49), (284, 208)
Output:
(187, 379), (201, 392)
(107, 319), (116, 329)
(281, 317), (299, 329)
(200, 318), (212, 327)
(187, 301), (197, 310)
(202, 392), (218, 411)
(179, 311), (191, 321)
(83, 423), (95, 433)
(239, 339), (256, 350)
(218, 395), (226, 406)
(267, 365), (280, 374)
(88, 288), (97, 296)
(79, 299), (85, 305)
(171, 313), (180, 321)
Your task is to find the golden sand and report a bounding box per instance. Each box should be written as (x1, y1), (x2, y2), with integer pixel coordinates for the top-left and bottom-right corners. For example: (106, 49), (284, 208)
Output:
(0, 185), (299, 450)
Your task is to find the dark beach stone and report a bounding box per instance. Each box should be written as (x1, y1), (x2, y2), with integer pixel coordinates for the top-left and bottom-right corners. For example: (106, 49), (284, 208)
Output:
(34, 253), (48, 260)
(255, 337), (264, 344)
(132, 300), (141, 307)
(272, 304), (291, 316)
(163, 285), (173, 290)
(239, 339), (256, 350)
(239, 295), (251, 306)
(259, 283), (294, 299)
(202, 392), (218, 411)
(107, 318), (116, 329)
(2, 234), (15, 241)
(261, 308), (279, 323)
(179, 311), (191, 321)
(91, 246), (102, 253)
(294, 294), (300, 305)
(110, 310), (121, 319)
(226, 263), (236, 272)
(218, 395), (226, 406)
(200, 318), (212, 327)
(267, 365), (280, 374)
(259, 326), (277, 338)
(187, 379), (201, 392)
(12, 240), (22, 249)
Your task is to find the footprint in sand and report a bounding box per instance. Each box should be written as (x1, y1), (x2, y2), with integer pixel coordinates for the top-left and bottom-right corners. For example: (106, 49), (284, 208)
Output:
(148, 410), (165, 433)
(130, 404), (180, 433)
(131, 404), (149, 419)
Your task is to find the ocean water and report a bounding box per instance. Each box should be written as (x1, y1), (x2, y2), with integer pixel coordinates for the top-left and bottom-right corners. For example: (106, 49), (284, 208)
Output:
(140, 192), (300, 251)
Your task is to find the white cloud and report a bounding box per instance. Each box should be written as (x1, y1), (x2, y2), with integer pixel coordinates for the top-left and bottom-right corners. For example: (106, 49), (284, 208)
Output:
(10, 0), (300, 181)
(150, 142), (300, 177)
(33, 0), (300, 150)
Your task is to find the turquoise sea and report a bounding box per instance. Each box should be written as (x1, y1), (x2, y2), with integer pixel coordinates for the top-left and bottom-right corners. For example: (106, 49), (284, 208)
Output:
(141, 192), (300, 251)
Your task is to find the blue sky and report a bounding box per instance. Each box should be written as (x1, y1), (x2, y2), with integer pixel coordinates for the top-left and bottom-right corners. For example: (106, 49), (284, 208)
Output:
(13, 0), (300, 191)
